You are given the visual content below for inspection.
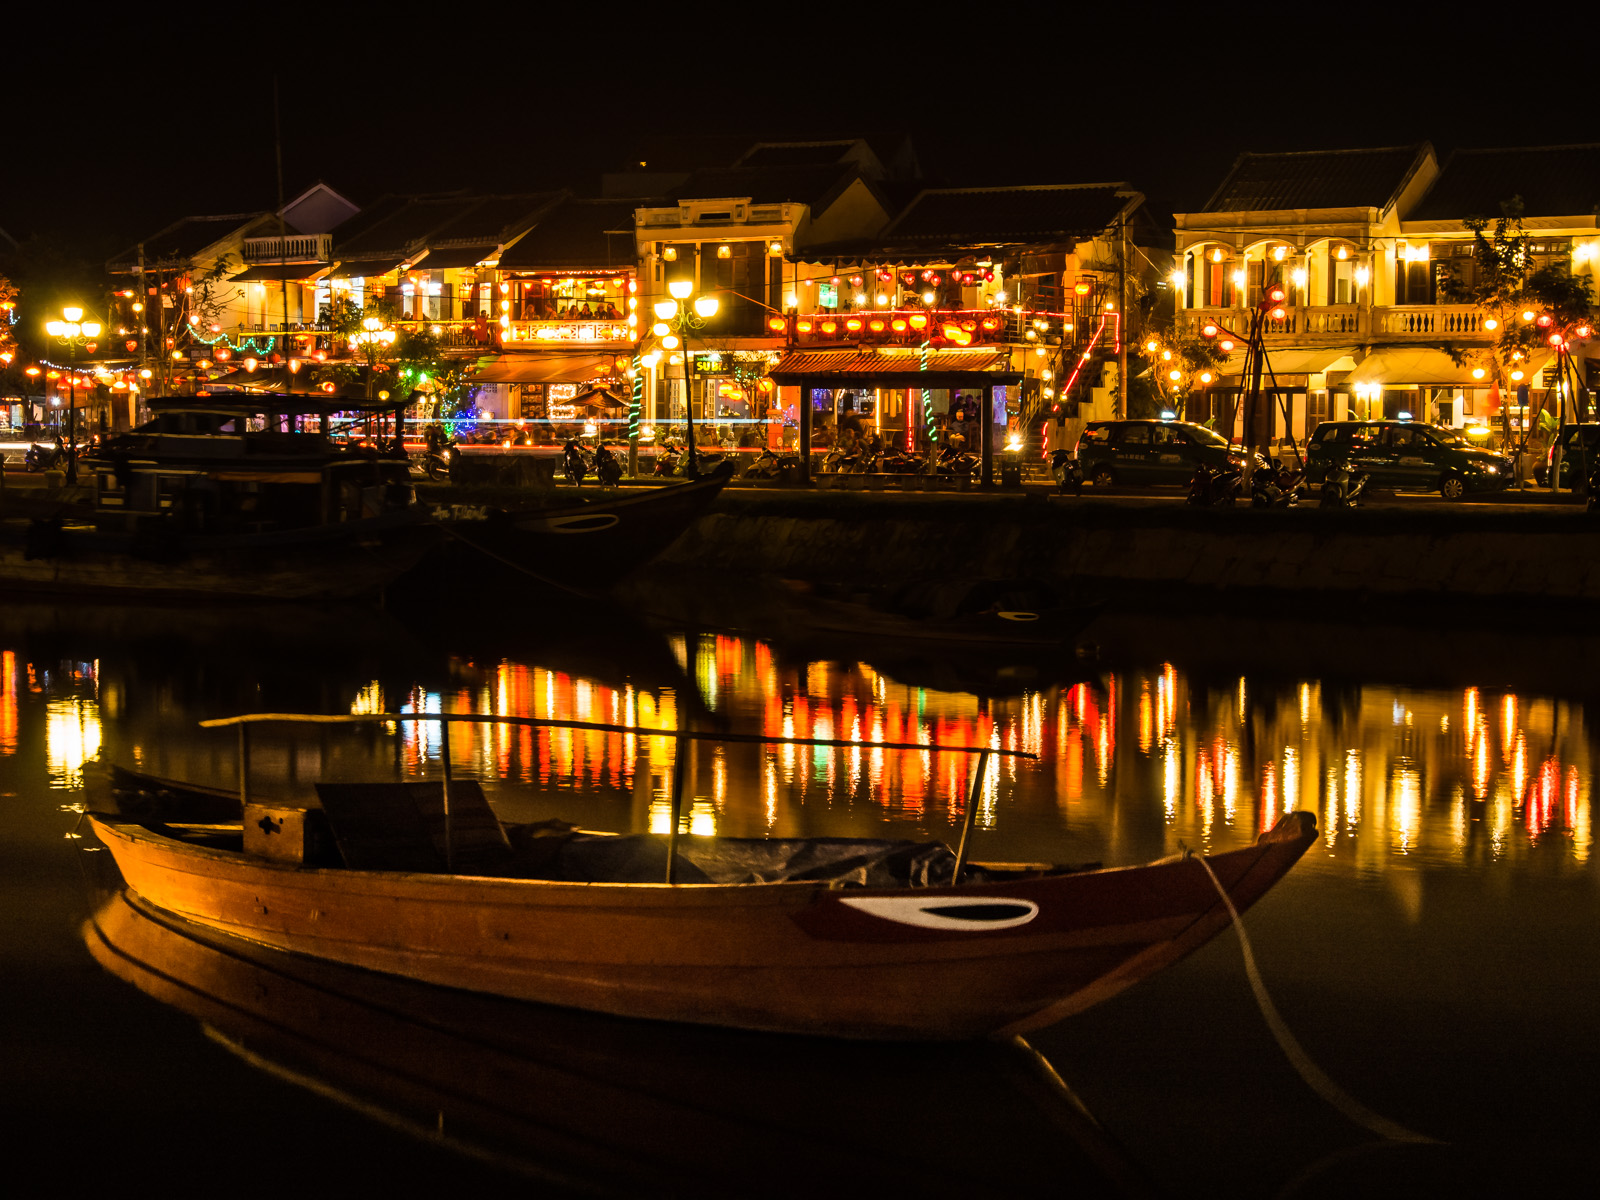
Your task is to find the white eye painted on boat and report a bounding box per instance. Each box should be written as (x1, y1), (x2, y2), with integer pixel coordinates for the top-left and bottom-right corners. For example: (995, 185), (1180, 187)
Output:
(540, 514), (621, 534)
(996, 611), (1040, 622)
(840, 896), (1039, 931)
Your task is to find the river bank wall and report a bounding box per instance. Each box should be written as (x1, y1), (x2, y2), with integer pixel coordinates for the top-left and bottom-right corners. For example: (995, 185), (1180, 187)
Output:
(650, 493), (1600, 612)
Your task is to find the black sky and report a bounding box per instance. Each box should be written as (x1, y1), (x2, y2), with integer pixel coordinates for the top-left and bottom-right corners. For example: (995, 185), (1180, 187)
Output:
(5, 9), (1588, 250)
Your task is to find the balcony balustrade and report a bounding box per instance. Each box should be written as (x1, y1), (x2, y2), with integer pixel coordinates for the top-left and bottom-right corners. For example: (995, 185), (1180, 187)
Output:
(502, 317), (633, 346)
(241, 233), (333, 264)
(1373, 305), (1488, 336)
(1182, 303), (1493, 343)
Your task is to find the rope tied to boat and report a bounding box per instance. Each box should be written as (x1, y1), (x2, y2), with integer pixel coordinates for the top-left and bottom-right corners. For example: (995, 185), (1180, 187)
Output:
(1189, 846), (1440, 1146)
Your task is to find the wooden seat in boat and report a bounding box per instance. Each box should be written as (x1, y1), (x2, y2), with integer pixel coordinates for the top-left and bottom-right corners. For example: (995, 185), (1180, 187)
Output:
(313, 780), (514, 874)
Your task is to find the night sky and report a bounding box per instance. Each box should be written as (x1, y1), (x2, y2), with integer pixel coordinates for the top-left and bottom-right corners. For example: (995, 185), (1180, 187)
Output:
(5, 11), (1589, 251)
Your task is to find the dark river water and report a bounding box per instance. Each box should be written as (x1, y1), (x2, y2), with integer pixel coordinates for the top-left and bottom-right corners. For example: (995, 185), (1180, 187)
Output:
(4, 594), (1596, 1197)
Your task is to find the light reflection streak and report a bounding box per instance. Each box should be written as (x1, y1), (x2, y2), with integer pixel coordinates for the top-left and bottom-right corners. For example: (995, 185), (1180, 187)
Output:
(78, 630), (1595, 875)
(45, 696), (101, 789)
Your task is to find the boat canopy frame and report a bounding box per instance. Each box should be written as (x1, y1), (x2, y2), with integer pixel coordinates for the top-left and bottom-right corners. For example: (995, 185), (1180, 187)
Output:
(200, 711), (1038, 886)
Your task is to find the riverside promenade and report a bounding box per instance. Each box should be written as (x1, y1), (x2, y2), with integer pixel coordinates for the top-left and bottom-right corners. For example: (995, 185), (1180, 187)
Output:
(651, 486), (1600, 614)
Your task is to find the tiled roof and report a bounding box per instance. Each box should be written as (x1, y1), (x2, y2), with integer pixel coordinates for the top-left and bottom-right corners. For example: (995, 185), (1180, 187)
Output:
(495, 198), (644, 270)
(422, 193), (564, 247)
(736, 142), (858, 168)
(333, 195), (483, 256)
(671, 164), (860, 210)
(884, 184), (1133, 246)
(107, 213), (269, 271)
(1408, 145), (1600, 221)
(1199, 146), (1426, 213)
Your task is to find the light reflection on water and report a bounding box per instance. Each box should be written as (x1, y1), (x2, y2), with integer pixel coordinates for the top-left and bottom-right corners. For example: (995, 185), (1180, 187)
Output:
(9, 629), (1595, 876)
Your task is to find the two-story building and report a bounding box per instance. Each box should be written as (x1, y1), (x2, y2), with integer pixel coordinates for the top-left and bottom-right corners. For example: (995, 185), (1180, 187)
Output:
(774, 181), (1156, 476)
(1174, 143), (1600, 445)
(632, 154), (896, 442)
(104, 183), (357, 417)
(474, 195), (646, 427)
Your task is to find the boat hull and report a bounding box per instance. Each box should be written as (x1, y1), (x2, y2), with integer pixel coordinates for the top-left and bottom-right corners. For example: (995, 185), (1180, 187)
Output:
(438, 466), (731, 590)
(89, 810), (1315, 1040)
(0, 509), (437, 601)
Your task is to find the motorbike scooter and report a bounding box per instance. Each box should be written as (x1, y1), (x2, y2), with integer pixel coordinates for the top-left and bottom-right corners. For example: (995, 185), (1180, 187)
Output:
(1250, 459), (1304, 507)
(1318, 461), (1370, 508)
(561, 439), (591, 485)
(1187, 461), (1244, 506)
(593, 442), (623, 488)
(1050, 449), (1084, 496)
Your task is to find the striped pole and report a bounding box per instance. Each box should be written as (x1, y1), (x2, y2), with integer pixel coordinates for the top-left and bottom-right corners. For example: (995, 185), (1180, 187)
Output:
(921, 339), (936, 473)
(628, 350), (644, 477)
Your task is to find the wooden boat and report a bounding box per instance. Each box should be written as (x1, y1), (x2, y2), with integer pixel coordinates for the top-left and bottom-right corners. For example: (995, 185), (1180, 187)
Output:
(82, 886), (1146, 1193)
(435, 461), (733, 590)
(87, 711), (1316, 1041)
(0, 394), (438, 601)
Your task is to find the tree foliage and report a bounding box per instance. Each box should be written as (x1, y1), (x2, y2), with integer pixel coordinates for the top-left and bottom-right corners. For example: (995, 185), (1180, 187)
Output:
(1450, 196), (1598, 449)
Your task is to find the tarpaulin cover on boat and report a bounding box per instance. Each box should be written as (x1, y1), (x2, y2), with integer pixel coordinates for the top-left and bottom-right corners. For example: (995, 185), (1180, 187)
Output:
(508, 832), (992, 887)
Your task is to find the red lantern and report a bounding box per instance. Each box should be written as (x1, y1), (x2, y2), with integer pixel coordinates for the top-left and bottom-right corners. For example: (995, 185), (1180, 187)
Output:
(125, 340), (138, 353)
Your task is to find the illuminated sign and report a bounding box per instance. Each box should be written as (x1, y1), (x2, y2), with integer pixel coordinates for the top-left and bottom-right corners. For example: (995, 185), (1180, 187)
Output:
(818, 283), (838, 308)
(694, 352), (730, 375)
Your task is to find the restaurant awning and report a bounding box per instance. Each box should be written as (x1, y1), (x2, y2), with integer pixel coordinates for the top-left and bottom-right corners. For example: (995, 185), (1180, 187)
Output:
(413, 246), (497, 269)
(1345, 347), (1540, 387)
(229, 263), (331, 282)
(769, 346), (1021, 388)
(328, 258), (405, 280)
(1219, 347), (1357, 378)
(472, 353), (621, 385)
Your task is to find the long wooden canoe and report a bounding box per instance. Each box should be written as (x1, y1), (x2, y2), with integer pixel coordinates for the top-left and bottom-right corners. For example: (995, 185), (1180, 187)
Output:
(87, 797), (1315, 1041)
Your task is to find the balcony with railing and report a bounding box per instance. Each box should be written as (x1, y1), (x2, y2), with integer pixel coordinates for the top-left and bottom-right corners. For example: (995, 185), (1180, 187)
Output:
(502, 316), (634, 346)
(241, 233), (333, 264)
(1373, 305), (1489, 337)
(1182, 303), (1494, 345)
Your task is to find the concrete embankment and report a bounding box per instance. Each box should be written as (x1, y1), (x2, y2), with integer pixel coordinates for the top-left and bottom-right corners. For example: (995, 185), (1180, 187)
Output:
(653, 492), (1600, 612)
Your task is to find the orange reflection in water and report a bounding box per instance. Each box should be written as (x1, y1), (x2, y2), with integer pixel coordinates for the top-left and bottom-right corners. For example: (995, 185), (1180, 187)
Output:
(322, 634), (1597, 870)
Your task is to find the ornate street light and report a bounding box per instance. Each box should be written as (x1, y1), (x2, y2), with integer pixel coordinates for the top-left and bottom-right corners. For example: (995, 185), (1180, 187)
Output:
(44, 306), (102, 482)
(650, 281), (718, 477)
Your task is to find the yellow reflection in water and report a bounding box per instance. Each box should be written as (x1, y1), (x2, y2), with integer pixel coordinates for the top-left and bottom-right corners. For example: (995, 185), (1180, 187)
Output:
(46, 696), (101, 788)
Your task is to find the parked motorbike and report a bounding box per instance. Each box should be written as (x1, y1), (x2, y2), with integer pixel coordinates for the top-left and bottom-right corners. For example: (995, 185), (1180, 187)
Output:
(1318, 461), (1370, 508)
(593, 442), (623, 488)
(934, 444), (980, 478)
(1050, 449), (1084, 497)
(744, 448), (800, 480)
(562, 440), (591, 485)
(1187, 461), (1244, 506)
(1250, 459), (1304, 508)
(878, 447), (924, 474)
(24, 439), (67, 473)
(652, 439), (683, 477)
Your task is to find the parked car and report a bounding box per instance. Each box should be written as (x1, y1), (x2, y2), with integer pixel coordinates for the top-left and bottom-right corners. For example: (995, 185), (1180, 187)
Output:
(1534, 423), (1600, 488)
(1305, 420), (1512, 500)
(1076, 419), (1241, 487)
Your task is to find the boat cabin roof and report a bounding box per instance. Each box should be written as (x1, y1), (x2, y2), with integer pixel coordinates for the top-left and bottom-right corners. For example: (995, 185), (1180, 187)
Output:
(148, 391), (411, 418)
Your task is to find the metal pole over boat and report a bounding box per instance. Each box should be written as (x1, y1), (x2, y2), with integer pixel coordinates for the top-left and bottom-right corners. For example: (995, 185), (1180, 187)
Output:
(951, 750), (991, 885)
(237, 725), (251, 808)
(666, 728), (688, 884)
(438, 718), (454, 872)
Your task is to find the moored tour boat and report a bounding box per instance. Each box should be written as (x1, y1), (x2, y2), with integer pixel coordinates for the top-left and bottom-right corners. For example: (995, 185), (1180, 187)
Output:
(0, 394), (436, 601)
(433, 461), (734, 591)
(87, 711), (1316, 1041)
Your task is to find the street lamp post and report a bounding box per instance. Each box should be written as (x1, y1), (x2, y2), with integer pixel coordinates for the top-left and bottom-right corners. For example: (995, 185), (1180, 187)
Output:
(651, 281), (718, 478)
(44, 306), (102, 483)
